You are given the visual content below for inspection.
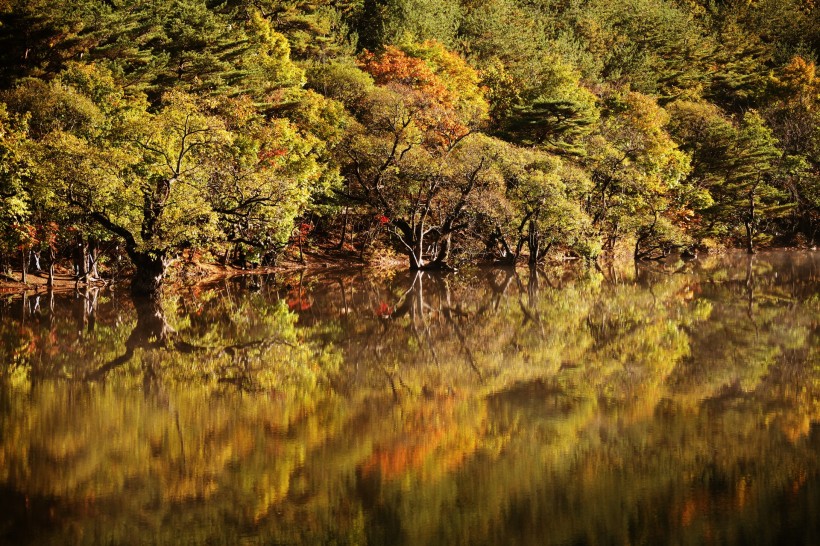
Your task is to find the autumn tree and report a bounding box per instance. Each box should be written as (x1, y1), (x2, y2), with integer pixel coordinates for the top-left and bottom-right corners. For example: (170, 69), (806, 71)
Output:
(586, 92), (693, 259)
(340, 89), (503, 269)
(763, 56), (820, 245)
(0, 103), (31, 275)
(339, 43), (503, 269)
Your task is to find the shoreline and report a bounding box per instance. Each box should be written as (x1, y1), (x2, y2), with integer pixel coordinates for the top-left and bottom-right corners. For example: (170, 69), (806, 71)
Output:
(0, 246), (397, 297)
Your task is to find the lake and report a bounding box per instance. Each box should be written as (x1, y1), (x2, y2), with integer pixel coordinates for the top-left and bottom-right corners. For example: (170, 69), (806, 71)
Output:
(1, 252), (818, 545)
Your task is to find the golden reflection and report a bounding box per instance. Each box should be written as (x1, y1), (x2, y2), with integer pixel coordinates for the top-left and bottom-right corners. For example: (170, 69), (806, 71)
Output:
(0, 252), (818, 545)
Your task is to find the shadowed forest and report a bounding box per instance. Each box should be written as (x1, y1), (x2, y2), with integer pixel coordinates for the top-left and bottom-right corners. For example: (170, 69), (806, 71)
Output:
(0, 0), (819, 295)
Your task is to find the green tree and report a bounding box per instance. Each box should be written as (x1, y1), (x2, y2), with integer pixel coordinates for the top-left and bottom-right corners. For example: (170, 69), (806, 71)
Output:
(19, 65), (325, 296)
(586, 92), (692, 258)
(579, 0), (716, 100)
(207, 94), (335, 266)
(706, 18), (772, 111)
(0, 103), (32, 275)
(354, 0), (461, 50)
(500, 57), (599, 156)
(708, 112), (792, 253)
(492, 146), (595, 265)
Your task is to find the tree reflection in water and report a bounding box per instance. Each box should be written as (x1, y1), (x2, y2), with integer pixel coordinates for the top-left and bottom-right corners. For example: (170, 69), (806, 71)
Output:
(0, 252), (818, 545)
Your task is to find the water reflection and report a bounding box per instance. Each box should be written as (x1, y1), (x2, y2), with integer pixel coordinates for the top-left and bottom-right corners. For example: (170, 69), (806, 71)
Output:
(0, 252), (818, 545)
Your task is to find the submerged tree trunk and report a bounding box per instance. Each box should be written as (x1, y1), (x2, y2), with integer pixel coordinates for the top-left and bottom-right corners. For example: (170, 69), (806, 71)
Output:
(744, 220), (755, 254)
(408, 249), (421, 269)
(404, 225), (424, 270)
(30, 250), (41, 272)
(73, 236), (88, 278)
(489, 226), (519, 266)
(88, 237), (99, 279)
(47, 247), (55, 288)
(528, 238), (541, 267)
(130, 252), (169, 299)
(746, 187), (757, 254)
(429, 234), (453, 270)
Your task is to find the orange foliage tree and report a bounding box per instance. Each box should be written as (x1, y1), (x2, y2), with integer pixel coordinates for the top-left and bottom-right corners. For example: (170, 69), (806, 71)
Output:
(341, 42), (504, 269)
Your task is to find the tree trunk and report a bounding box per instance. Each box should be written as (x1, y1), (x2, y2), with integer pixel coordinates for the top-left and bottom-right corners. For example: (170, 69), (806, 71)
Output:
(492, 227), (518, 266)
(30, 250), (41, 272)
(408, 229), (424, 270)
(744, 220), (755, 254)
(47, 247), (55, 288)
(430, 234), (452, 269)
(73, 237), (88, 278)
(746, 187), (756, 254)
(130, 252), (169, 299)
(20, 249), (27, 284)
(408, 250), (421, 270)
(526, 220), (540, 266)
(337, 206), (348, 251)
(528, 239), (540, 267)
(88, 237), (99, 279)
(514, 238), (526, 263)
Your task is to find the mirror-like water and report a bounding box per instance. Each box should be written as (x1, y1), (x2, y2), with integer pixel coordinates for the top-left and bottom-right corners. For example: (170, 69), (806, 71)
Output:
(1, 252), (818, 545)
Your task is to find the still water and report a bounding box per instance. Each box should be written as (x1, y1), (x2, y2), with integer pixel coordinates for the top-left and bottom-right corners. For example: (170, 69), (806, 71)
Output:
(0, 252), (818, 545)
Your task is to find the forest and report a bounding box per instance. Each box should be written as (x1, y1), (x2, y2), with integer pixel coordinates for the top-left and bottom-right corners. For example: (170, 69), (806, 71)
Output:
(0, 0), (818, 296)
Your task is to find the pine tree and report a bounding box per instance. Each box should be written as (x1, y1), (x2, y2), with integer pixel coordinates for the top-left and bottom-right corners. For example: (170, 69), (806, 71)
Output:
(709, 112), (792, 252)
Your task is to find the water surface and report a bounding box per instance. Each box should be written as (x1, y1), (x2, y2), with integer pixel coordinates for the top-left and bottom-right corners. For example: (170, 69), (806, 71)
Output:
(1, 252), (819, 545)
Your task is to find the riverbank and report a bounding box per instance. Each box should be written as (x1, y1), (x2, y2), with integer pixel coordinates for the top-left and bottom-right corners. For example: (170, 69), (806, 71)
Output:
(5, 243), (813, 297)
(0, 245), (404, 297)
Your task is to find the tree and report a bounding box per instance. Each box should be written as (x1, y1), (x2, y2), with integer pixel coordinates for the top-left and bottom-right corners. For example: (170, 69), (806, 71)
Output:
(491, 146), (596, 265)
(764, 56), (820, 245)
(586, 92), (692, 258)
(357, 42), (489, 141)
(207, 95), (334, 266)
(340, 89), (505, 269)
(242, 0), (359, 61)
(305, 61), (375, 109)
(668, 102), (794, 252)
(708, 112), (791, 253)
(0, 103), (32, 275)
(581, 0), (716, 101)
(706, 18), (772, 112)
(0, 1), (337, 294)
(500, 57), (599, 156)
(24, 66), (327, 296)
(38, 89), (222, 295)
(339, 43), (503, 269)
(354, 0), (461, 50)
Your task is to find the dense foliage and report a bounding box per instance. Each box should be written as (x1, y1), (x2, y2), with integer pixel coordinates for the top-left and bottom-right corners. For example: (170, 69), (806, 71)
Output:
(1, 0), (819, 292)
